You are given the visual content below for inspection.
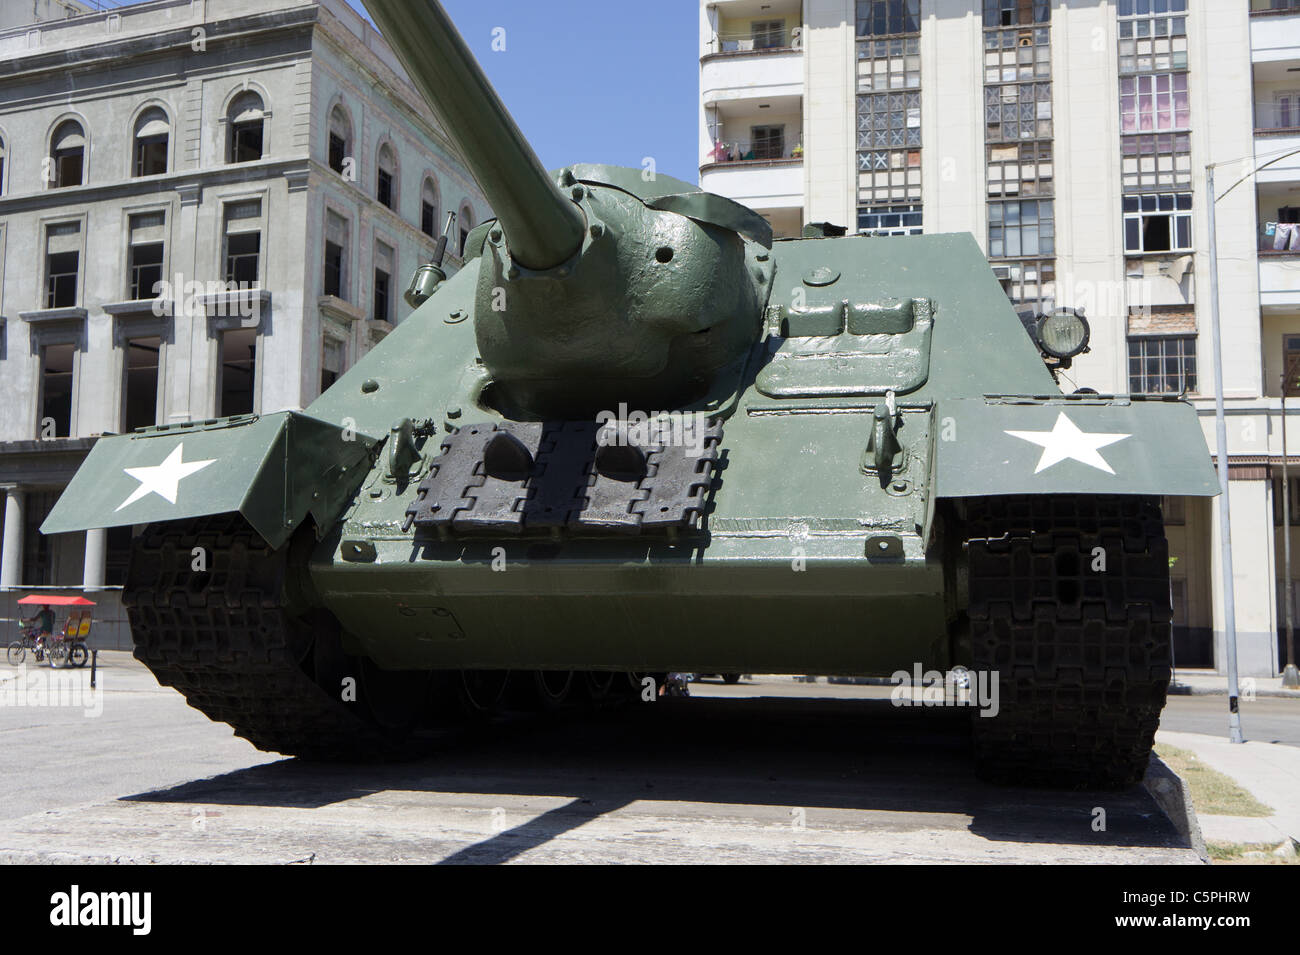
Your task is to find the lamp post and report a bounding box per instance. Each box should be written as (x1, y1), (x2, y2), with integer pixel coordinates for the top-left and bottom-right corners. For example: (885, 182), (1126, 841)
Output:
(1283, 358), (1300, 688)
(1204, 162), (1245, 744)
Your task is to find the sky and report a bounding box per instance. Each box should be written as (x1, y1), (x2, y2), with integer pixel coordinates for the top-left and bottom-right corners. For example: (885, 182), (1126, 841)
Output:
(346, 0), (701, 184)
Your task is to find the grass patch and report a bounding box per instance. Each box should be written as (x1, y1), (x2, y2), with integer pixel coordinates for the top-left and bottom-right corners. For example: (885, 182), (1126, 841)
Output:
(1153, 745), (1273, 817)
(1208, 841), (1299, 865)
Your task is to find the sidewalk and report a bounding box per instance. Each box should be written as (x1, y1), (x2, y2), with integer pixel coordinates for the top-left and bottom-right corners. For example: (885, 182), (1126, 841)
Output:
(1156, 728), (1300, 848)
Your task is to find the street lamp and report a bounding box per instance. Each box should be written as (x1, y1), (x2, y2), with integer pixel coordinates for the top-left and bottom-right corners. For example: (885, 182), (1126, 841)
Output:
(1282, 355), (1300, 688)
(1207, 144), (1300, 721)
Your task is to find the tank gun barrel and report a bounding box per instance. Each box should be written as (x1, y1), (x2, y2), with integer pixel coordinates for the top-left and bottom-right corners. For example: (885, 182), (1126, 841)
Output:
(361, 0), (586, 271)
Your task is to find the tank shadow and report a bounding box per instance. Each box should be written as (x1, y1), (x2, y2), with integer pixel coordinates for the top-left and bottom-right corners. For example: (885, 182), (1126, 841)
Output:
(121, 693), (1187, 857)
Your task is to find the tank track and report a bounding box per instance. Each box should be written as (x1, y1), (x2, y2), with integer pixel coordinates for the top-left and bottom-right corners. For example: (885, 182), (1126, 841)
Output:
(963, 495), (1171, 790)
(124, 514), (400, 760)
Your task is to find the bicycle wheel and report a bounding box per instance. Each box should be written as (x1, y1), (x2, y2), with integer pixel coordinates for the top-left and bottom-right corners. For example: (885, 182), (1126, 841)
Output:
(6, 642), (24, 666)
(47, 643), (68, 668)
(69, 644), (88, 668)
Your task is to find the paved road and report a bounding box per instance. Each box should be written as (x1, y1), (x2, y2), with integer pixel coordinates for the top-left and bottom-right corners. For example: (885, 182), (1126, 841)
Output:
(1161, 695), (1300, 747)
(0, 656), (1205, 863)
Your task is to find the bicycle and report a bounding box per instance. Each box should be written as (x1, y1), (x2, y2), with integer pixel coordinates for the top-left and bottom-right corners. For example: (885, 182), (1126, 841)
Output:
(7, 626), (47, 666)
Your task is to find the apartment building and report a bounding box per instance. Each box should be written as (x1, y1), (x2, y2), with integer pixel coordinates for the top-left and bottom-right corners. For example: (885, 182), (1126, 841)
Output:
(700, 0), (1300, 678)
(0, 0), (487, 646)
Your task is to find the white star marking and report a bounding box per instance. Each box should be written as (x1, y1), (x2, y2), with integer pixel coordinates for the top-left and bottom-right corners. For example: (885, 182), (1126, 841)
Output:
(115, 443), (216, 512)
(1004, 412), (1131, 475)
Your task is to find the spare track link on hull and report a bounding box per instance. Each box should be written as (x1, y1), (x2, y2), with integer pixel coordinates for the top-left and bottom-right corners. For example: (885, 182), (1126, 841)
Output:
(964, 494), (1171, 790)
(124, 514), (397, 760)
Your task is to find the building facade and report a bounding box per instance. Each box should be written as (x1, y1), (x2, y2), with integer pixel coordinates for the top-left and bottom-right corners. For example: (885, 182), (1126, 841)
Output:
(700, 0), (1300, 678)
(0, 0), (487, 646)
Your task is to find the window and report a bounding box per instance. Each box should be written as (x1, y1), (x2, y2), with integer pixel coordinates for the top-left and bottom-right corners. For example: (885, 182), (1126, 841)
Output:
(227, 92), (265, 163)
(1123, 193), (1191, 253)
(328, 106), (351, 175)
(1120, 74), (1189, 133)
(122, 336), (160, 432)
(217, 327), (256, 417)
(986, 142), (1053, 197)
(458, 204), (474, 256)
(857, 86), (921, 203)
(50, 120), (85, 188)
(373, 241), (394, 322)
(1117, 0), (1187, 73)
(994, 259), (1055, 308)
(751, 19), (786, 49)
(377, 144), (395, 209)
(856, 0), (920, 37)
(321, 338), (343, 394)
(1120, 133), (1191, 190)
(39, 345), (74, 438)
(1274, 476), (1300, 525)
(858, 203), (922, 235)
(421, 178), (439, 238)
(857, 37), (920, 90)
(45, 222), (80, 308)
(128, 212), (165, 300)
(750, 125), (785, 160)
(1163, 495), (1186, 525)
(983, 26), (1051, 83)
(1284, 334), (1300, 394)
(133, 108), (169, 177)
(984, 82), (1052, 142)
(1128, 335), (1196, 394)
(324, 211), (348, 299)
(983, 0), (1050, 27)
(988, 199), (1054, 257)
(223, 200), (262, 286)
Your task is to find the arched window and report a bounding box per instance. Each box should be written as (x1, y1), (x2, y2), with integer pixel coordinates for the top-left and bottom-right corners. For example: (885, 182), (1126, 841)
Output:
(227, 92), (265, 164)
(328, 105), (351, 176)
(420, 178), (439, 237)
(458, 201), (474, 256)
(376, 144), (395, 209)
(133, 107), (169, 177)
(50, 120), (85, 188)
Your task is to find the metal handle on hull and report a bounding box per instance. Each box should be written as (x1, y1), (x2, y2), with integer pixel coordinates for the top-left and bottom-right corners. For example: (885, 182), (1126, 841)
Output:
(360, 0), (586, 271)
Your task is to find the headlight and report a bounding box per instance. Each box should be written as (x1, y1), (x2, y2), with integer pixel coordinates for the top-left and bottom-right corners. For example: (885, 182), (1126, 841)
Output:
(1035, 308), (1090, 360)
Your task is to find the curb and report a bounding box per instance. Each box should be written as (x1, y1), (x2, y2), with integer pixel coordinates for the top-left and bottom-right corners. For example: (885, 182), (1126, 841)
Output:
(1143, 754), (1209, 864)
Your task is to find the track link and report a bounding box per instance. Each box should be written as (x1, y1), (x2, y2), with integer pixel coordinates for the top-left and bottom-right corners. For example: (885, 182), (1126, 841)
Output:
(963, 495), (1171, 789)
(125, 515), (399, 759)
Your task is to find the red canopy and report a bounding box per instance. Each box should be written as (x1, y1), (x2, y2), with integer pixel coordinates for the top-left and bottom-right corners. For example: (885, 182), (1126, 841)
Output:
(16, 595), (96, 606)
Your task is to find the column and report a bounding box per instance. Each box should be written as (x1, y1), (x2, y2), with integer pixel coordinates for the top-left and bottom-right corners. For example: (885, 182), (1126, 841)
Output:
(82, 527), (106, 592)
(0, 486), (23, 590)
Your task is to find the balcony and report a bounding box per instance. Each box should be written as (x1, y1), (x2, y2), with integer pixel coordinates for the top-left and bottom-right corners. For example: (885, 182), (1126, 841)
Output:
(701, 34), (803, 106)
(1254, 98), (1300, 182)
(1259, 248), (1300, 307)
(1251, 1), (1300, 61)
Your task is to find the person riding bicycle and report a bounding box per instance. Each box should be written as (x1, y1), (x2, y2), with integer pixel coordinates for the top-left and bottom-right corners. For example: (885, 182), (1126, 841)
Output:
(20, 604), (55, 651)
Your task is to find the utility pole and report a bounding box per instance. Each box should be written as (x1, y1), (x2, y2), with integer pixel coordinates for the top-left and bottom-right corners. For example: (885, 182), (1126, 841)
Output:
(1205, 162), (1245, 743)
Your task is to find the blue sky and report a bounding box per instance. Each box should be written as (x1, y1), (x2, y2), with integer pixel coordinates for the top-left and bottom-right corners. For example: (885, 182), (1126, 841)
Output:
(346, 1), (701, 184)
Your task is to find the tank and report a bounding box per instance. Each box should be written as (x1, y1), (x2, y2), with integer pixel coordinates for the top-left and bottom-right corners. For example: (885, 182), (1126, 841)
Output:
(42, 0), (1219, 789)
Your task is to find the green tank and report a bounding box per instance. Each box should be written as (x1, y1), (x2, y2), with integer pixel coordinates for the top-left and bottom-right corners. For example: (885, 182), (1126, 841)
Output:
(42, 0), (1218, 788)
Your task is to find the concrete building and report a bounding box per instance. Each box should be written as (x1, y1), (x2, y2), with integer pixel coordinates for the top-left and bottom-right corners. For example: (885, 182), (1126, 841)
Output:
(700, 0), (1300, 677)
(0, 0), (487, 647)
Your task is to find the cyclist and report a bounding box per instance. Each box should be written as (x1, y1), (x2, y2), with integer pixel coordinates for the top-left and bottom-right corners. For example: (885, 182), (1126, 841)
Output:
(20, 604), (55, 652)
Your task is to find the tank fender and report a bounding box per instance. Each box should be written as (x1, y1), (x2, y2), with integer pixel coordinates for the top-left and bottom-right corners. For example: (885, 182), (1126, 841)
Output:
(933, 395), (1218, 498)
(40, 411), (380, 549)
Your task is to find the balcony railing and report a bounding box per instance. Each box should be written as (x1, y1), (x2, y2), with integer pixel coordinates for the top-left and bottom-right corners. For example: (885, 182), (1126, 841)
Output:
(703, 139), (804, 165)
(1251, 0), (1300, 15)
(1255, 103), (1300, 131)
(704, 30), (803, 56)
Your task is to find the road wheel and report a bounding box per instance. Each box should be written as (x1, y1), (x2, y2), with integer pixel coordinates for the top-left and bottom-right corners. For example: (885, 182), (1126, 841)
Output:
(456, 670), (511, 720)
(963, 494), (1171, 790)
(722, 673), (742, 685)
(6, 642), (25, 666)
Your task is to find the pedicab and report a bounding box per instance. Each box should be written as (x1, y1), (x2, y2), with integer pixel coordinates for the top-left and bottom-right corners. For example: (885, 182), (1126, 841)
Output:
(10, 595), (95, 668)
